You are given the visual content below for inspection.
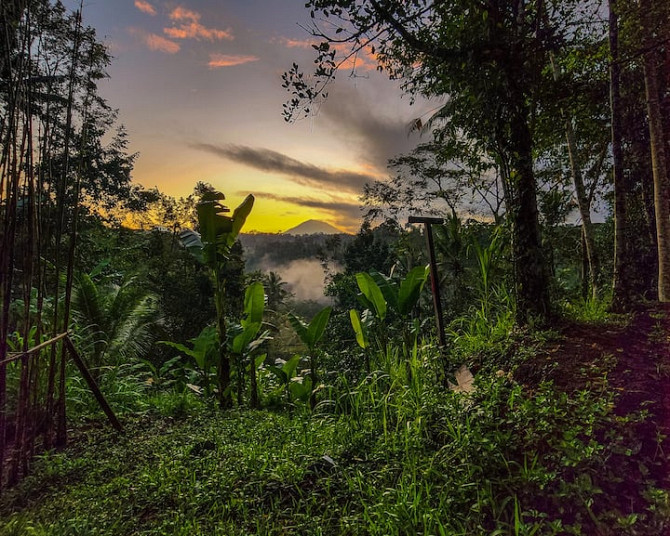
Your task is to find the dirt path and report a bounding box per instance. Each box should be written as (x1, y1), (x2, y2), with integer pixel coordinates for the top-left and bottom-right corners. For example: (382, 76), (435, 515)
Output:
(522, 304), (670, 532)
(608, 305), (670, 480)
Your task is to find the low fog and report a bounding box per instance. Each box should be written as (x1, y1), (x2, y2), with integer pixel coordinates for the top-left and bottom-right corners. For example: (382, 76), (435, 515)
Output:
(259, 257), (334, 304)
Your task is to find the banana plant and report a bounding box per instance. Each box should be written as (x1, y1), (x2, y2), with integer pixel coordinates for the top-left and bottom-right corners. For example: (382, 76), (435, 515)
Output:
(266, 354), (308, 405)
(179, 190), (254, 408)
(367, 265), (430, 318)
(159, 325), (218, 395)
(288, 306), (332, 409)
(350, 265), (429, 357)
(229, 282), (271, 408)
(349, 308), (373, 372)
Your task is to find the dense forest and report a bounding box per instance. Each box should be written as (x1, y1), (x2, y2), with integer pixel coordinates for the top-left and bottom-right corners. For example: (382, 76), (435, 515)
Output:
(1, 0), (670, 534)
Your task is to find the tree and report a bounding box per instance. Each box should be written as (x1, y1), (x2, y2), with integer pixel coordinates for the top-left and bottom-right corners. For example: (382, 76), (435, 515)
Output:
(72, 272), (161, 371)
(1, 0), (140, 474)
(639, 0), (670, 301)
(283, 0), (601, 324)
(609, 0), (668, 307)
(363, 139), (505, 224)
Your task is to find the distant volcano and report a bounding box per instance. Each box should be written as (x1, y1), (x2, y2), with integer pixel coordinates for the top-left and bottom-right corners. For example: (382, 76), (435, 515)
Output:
(283, 220), (345, 235)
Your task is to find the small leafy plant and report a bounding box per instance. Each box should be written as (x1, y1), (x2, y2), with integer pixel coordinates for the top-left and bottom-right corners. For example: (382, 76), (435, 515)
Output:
(288, 306), (332, 408)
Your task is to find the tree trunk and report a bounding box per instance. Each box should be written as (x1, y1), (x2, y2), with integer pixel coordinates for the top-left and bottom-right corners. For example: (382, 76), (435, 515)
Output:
(215, 278), (232, 409)
(507, 102), (551, 325)
(249, 359), (258, 409)
(565, 124), (600, 300)
(610, 0), (635, 310)
(550, 55), (600, 300)
(0, 0), (29, 79)
(641, 0), (670, 301)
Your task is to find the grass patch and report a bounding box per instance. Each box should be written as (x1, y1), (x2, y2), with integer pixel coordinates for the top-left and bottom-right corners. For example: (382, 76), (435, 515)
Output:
(2, 347), (668, 535)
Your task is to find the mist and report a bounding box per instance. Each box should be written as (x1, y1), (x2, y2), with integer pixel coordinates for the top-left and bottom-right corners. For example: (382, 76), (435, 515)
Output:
(259, 257), (334, 304)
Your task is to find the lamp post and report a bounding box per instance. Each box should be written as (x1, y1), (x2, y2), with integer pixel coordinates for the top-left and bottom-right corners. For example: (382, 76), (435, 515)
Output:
(408, 216), (446, 348)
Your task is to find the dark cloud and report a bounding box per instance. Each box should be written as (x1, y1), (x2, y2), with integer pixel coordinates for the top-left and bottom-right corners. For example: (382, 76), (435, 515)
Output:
(192, 143), (377, 193)
(320, 82), (425, 170)
(261, 193), (360, 216)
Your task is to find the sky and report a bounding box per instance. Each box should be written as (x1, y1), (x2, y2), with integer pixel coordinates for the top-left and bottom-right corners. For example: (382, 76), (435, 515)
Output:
(64, 0), (432, 233)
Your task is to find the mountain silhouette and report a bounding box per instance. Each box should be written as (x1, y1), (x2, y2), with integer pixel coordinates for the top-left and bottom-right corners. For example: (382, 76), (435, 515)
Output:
(283, 220), (345, 235)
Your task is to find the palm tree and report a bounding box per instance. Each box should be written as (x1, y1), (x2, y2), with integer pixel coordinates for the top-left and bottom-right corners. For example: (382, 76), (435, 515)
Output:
(71, 273), (161, 369)
(264, 272), (291, 313)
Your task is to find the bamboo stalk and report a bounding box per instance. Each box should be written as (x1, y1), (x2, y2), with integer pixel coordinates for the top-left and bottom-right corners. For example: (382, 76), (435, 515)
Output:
(63, 336), (123, 433)
(0, 332), (69, 367)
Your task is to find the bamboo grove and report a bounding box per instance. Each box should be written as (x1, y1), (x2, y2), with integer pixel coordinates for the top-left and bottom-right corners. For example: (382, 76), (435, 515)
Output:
(0, 1), (135, 490)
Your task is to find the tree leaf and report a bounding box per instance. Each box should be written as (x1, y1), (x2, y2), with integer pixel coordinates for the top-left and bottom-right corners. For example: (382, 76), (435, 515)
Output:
(231, 323), (260, 354)
(282, 354), (302, 379)
(397, 265), (430, 316)
(227, 194), (255, 248)
(178, 229), (204, 263)
(355, 272), (387, 321)
(307, 306), (332, 349)
(288, 313), (310, 346)
(369, 270), (398, 311)
(349, 309), (369, 349)
(243, 281), (265, 327)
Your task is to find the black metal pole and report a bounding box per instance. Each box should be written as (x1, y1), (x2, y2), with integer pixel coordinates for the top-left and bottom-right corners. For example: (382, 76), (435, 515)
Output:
(408, 216), (446, 348)
(424, 222), (447, 348)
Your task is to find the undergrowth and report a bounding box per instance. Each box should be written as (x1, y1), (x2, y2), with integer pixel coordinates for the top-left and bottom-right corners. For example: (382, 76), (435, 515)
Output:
(1, 341), (668, 536)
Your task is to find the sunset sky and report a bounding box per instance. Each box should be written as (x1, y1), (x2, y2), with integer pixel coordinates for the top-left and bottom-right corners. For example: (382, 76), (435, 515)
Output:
(64, 0), (432, 233)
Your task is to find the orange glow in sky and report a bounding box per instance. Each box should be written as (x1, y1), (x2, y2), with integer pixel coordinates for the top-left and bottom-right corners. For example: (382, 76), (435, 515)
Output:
(67, 0), (429, 234)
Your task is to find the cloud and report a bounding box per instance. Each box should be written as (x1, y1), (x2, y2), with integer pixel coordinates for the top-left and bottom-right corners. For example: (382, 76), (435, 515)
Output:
(279, 37), (377, 71)
(281, 38), (316, 49)
(192, 143), (378, 193)
(257, 192), (361, 221)
(165, 6), (233, 41)
(208, 53), (259, 68)
(169, 6), (200, 21)
(145, 34), (180, 54)
(130, 28), (180, 54)
(320, 83), (421, 170)
(134, 0), (156, 16)
(246, 192), (362, 232)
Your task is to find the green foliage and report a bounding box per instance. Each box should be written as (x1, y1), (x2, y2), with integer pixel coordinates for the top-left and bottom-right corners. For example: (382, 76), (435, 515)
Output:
(561, 296), (613, 324)
(348, 267), (429, 367)
(72, 271), (161, 369)
(230, 281), (272, 407)
(179, 190), (255, 408)
(354, 272), (387, 321)
(349, 309), (371, 350)
(288, 306), (332, 408)
(159, 325), (218, 395)
(231, 282), (265, 355)
(288, 307), (332, 353)
(3, 349), (667, 535)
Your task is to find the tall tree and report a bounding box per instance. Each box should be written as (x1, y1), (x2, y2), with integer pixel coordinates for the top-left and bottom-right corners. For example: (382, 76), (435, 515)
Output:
(284, 1), (600, 324)
(609, 0), (632, 309)
(1, 0), (140, 480)
(639, 0), (670, 301)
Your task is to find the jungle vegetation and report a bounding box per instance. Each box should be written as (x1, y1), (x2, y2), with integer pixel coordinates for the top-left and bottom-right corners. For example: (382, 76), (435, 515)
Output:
(1, 0), (670, 534)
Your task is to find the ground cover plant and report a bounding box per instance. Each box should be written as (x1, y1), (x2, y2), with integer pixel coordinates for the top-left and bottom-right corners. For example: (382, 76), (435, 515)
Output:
(1, 305), (669, 535)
